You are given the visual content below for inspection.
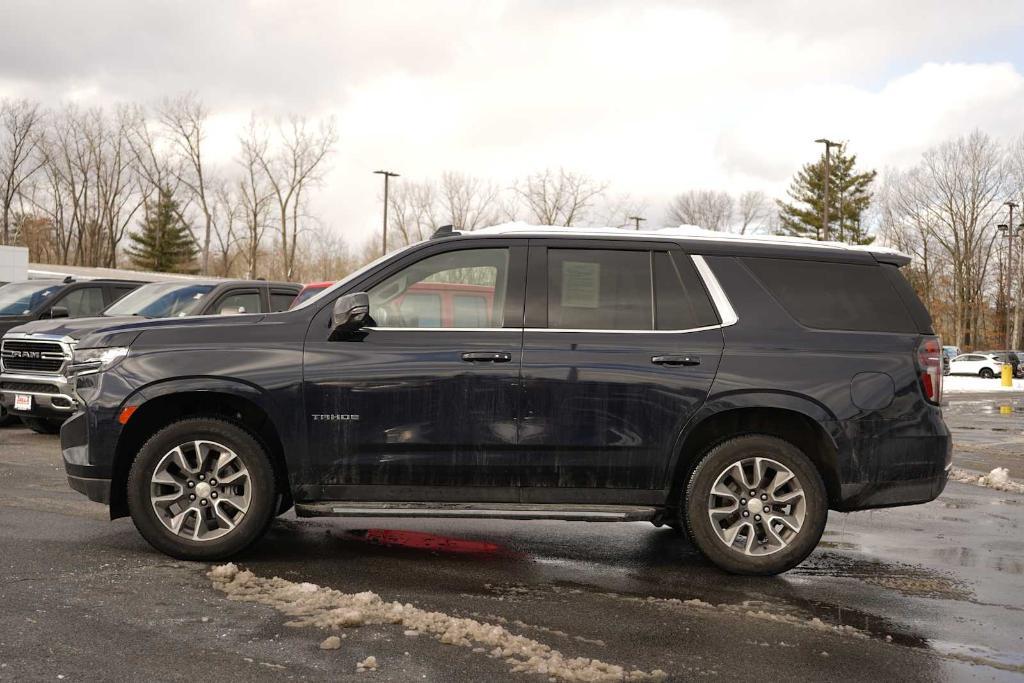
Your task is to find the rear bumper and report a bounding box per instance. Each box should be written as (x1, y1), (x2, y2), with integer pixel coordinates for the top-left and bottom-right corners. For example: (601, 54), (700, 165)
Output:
(837, 465), (949, 510)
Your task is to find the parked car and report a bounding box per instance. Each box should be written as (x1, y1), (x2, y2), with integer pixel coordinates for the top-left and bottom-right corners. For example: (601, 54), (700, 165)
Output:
(948, 353), (1004, 378)
(58, 226), (949, 575)
(941, 345), (960, 376)
(0, 277), (145, 428)
(289, 281), (334, 309)
(0, 279), (300, 434)
(982, 350), (1024, 378)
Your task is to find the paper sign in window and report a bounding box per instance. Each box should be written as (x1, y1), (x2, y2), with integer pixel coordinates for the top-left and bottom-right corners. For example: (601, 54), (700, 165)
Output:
(561, 261), (600, 308)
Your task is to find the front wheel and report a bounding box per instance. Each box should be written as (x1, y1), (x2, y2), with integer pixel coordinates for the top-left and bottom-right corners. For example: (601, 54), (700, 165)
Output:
(980, 368), (995, 379)
(126, 417), (277, 560)
(684, 435), (828, 575)
(22, 417), (64, 434)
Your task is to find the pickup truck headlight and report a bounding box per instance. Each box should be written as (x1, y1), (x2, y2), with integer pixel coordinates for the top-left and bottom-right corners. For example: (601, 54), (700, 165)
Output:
(70, 346), (129, 375)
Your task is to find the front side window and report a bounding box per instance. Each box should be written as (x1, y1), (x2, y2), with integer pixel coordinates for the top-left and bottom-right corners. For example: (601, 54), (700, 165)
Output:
(57, 287), (106, 317)
(547, 249), (651, 330)
(216, 291), (262, 315)
(369, 248), (507, 328)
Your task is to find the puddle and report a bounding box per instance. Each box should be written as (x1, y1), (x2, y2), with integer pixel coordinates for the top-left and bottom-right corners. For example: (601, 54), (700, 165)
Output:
(794, 553), (971, 600)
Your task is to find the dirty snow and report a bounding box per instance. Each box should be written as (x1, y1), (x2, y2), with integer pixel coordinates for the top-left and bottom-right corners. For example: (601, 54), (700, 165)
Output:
(356, 655), (378, 672)
(943, 375), (1024, 393)
(208, 564), (667, 682)
(320, 635), (342, 650)
(950, 467), (1024, 494)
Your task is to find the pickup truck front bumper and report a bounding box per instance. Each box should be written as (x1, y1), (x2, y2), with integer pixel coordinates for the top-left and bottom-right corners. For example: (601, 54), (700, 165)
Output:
(0, 370), (78, 419)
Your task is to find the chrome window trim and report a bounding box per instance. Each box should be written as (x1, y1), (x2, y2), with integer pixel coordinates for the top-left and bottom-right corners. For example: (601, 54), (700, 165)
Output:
(359, 253), (738, 335)
(690, 254), (738, 327)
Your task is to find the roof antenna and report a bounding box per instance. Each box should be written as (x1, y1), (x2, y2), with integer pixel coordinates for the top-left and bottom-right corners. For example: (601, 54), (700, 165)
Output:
(62, 276), (74, 284)
(431, 225), (460, 239)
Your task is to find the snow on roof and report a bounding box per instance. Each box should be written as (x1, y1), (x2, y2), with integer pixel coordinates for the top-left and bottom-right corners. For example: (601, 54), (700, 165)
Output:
(472, 222), (910, 260)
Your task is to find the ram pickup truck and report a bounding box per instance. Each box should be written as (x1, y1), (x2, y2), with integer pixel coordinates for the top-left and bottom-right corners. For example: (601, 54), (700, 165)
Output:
(0, 279), (300, 433)
(58, 226), (950, 575)
(0, 277), (145, 426)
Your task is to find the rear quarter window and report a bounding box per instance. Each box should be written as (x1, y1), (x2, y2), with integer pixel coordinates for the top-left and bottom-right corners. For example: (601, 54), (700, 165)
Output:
(742, 257), (916, 333)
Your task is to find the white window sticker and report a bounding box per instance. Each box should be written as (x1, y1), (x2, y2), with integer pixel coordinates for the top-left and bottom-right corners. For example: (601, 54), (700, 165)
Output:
(561, 261), (600, 309)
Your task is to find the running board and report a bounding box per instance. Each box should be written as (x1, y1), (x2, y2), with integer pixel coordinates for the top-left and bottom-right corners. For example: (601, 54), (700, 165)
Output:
(293, 502), (658, 522)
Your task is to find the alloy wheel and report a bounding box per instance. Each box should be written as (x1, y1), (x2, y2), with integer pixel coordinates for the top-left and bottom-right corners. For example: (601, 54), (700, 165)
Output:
(706, 456), (806, 556)
(150, 440), (252, 542)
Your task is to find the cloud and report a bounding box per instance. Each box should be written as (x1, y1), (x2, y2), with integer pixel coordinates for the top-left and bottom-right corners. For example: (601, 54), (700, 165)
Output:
(1, 0), (1023, 243)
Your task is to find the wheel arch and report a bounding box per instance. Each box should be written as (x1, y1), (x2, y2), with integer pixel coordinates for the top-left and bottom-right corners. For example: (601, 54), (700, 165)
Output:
(666, 394), (844, 509)
(109, 380), (295, 519)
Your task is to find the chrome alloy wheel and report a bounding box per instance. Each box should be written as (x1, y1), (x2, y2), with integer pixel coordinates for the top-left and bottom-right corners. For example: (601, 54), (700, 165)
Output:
(150, 440), (252, 542)
(706, 456), (806, 556)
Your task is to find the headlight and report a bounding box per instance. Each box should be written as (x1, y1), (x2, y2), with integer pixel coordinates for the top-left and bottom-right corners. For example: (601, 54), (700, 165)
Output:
(70, 346), (129, 375)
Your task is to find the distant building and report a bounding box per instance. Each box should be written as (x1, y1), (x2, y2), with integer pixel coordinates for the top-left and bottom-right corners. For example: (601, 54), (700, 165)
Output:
(0, 246), (28, 283)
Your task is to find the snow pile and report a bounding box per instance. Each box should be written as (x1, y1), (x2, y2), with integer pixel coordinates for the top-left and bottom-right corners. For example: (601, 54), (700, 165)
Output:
(320, 636), (342, 650)
(943, 375), (1024, 393)
(208, 564), (667, 682)
(950, 467), (1024, 494)
(356, 656), (378, 672)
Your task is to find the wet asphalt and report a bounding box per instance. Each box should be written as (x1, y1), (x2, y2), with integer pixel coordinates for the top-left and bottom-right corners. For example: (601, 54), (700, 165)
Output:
(0, 392), (1021, 682)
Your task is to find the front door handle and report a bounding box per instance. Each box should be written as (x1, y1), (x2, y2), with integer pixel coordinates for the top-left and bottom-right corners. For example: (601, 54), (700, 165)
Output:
(652, 354), (701, 366)
(461, 351), (513, 363)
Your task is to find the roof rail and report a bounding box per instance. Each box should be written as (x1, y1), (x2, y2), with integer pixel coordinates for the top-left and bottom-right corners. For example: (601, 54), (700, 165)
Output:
(431, 225), (460, 239)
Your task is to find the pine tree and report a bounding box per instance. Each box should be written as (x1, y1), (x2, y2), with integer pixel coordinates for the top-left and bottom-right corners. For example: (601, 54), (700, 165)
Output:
(126, 188), (198, 273)
(776, 146), (877, 244)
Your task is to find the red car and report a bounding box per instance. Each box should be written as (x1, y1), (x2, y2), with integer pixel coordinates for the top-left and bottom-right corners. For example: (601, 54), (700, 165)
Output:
(289, 281), (334, 308)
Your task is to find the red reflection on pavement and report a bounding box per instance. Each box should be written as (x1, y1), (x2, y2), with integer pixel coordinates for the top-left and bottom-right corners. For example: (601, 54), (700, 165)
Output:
(345, 528), (515, 556)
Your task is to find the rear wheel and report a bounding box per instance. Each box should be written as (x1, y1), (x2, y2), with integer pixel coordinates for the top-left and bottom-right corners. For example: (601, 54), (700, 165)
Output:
(684, 435), (828, 575)
(980, 368), (995, 379)
(22, 417), (64, 434)
(127, 417), (277, 560)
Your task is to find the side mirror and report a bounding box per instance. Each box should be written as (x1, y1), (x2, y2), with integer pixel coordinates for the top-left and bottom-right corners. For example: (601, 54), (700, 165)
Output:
(48, 306), (70, 319)
(332, 292), (369, 333)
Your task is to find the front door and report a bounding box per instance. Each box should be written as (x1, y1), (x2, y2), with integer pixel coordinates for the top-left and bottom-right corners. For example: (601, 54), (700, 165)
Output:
(303, 241), (526, 501)
(517, 241), (725, 501)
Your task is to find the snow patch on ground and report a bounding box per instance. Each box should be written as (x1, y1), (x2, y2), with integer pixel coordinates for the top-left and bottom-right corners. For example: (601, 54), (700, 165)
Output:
(208, 564), (667, 682)
(950, 467), (1024, 494)
(943, 375), (1024, 393)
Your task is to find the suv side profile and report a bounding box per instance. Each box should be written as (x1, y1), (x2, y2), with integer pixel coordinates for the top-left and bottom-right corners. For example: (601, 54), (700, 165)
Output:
(58, 226), (950, 575)
(0, 279), (300, 433)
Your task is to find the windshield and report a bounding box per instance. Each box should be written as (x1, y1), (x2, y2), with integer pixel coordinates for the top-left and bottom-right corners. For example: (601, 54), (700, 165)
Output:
(104, 282), (216, 318)
(0, 282), (60, 315)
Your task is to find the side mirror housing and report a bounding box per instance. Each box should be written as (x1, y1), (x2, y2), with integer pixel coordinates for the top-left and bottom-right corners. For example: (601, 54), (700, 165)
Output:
(48, 306), (70, 319)
(332, 292), (369, 333)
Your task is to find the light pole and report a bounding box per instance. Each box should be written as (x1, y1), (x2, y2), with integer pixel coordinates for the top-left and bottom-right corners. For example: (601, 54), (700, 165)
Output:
(998, 200), (1022, 348)
(814, 138), (842, 241)
(629, 216), (646, 231)
(374, 170), (399, 256)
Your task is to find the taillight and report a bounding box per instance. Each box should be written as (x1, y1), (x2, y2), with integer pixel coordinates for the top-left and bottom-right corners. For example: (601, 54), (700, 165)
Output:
(917, 336), (942, 405)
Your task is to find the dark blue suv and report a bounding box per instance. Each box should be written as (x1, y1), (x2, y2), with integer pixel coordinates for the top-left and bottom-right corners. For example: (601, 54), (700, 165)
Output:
(56, 226), (950, 574)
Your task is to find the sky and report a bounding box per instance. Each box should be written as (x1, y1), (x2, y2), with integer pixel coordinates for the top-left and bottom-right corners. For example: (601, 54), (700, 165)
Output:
(2, 0), (1024, 247)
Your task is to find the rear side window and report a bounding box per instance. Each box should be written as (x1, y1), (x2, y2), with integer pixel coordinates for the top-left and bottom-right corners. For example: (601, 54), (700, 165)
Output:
(743, 258), (916, 333)
(270, 291), (296, 312)
(654, 252), (719, 330)
(547, 249), (651, 330)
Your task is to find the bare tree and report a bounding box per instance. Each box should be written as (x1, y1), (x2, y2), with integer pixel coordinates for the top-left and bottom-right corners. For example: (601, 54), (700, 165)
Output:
(0, 99), (45, 245)
(512, 168), (607, 226)
(252, 115), (336, 279)
(237, 121), (273, 279)
(665, 190), (734, 231)
(597, 193), (650, 229)
(438, 171), (501, 230)
(736, 191), (770, 234)
(386, 180), (440, 248)
(159, 94), (218, 274)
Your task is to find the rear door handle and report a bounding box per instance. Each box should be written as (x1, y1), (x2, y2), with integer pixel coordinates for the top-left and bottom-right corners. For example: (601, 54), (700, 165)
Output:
(461, 351), (513, 363)
(652, 354), (701, 366)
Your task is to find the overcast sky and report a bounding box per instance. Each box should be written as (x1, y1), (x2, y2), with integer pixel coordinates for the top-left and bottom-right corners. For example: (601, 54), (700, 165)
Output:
(3, 0), (1024, 246)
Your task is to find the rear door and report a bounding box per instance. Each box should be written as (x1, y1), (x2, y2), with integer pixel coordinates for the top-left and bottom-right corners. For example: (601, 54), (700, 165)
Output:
(517, 239), (725, 501)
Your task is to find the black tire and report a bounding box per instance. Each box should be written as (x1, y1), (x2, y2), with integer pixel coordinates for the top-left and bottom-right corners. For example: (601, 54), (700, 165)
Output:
(980, 368), (995, 379)
(126, 417), (277, 561)
(684, 435), (828, 575)
(22, 417), (64, 434)
(0, 404), (18, 427)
